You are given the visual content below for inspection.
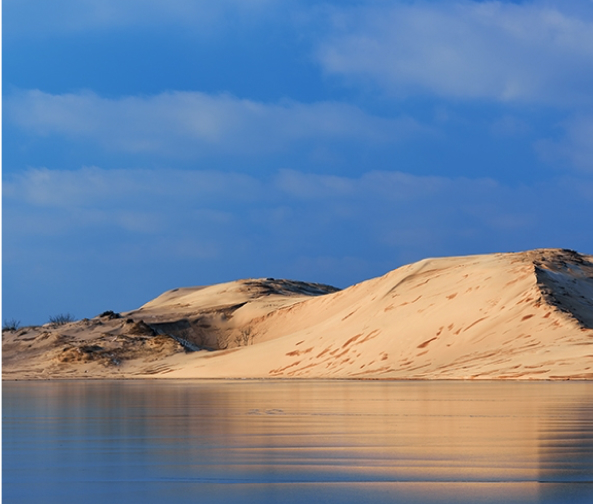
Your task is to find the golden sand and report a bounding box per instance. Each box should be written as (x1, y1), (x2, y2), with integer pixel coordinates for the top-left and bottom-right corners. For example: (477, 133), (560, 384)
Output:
(4, 249), (593, 380)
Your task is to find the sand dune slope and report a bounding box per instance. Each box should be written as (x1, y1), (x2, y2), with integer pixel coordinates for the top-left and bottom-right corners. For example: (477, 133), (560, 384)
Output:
(3, 249), (593, 379)
(2, 279), (337, 379)
(162, 249), (593, 379)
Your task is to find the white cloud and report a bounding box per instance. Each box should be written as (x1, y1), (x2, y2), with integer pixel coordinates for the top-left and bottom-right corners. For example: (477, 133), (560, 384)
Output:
(316, 1), (593, 105)
(2, 166), (263, 209)
(8, 1), (593, 109)
(2, 165), (565, 252)
(274, 168), (456, 202)
(5, 90), (424, 158)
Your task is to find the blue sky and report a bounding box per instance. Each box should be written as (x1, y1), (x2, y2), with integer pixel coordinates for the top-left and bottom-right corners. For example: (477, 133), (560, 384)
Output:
(3, 0), (593, 325)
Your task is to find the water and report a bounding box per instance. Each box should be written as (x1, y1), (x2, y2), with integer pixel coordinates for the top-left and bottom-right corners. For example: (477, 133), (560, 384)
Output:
(3, 380), (593, 503)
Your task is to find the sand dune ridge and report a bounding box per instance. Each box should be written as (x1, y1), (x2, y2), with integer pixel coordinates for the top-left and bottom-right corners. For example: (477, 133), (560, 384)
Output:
(3, 248), (592, 380)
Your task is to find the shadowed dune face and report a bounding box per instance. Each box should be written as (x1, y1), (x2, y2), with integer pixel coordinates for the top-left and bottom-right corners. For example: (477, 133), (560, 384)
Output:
(534, 249), (593, 328)
(126, 278), (340, 350)
(3, 249), (593, 380)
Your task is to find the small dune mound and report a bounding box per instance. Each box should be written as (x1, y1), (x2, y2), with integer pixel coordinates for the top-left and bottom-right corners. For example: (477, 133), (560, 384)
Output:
(57, 345), (116, 366)
(125, 278), (340, 351)
(126, 320), (157, 336)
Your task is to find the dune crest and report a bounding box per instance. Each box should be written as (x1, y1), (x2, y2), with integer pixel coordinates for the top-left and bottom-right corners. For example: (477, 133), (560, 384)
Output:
(3, 249), (593, 380)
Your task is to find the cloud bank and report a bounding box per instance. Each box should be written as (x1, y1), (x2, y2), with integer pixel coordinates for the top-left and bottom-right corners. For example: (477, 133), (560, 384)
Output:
(6, 90), (423, 158)
(317, 1), (593, 105)
(4, 165), (583, 258)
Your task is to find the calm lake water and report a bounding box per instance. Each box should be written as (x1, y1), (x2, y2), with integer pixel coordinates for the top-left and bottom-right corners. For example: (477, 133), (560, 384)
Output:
(3, 380), (593, 504)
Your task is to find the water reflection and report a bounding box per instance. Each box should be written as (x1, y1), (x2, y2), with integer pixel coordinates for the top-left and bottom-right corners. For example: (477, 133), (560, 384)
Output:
(3, 380), (593, 503)
(538, 391), (593, 503)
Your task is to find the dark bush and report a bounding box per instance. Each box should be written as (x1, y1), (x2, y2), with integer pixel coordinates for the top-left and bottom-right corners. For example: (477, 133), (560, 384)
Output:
(3, 319), (21, 331)
(49, 313), (76, 325)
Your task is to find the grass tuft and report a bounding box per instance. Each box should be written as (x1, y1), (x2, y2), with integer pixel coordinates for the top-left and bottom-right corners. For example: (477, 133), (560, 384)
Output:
(49, 313), (76, 325)
(3, 319), (21, 331)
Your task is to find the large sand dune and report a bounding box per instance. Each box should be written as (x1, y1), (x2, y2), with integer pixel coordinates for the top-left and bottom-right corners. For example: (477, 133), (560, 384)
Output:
(3, 249), (593, 379)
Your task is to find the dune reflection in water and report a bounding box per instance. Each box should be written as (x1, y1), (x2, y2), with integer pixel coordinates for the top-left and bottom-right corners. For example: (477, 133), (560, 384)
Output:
(3, 380), (593, 503)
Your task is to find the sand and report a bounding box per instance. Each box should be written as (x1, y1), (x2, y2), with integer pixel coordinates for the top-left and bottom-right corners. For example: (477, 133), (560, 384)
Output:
(3, 248), (593, 380)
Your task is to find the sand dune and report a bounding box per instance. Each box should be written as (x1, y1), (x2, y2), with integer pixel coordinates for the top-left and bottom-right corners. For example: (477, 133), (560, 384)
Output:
(3, 249), (593, 380)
